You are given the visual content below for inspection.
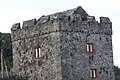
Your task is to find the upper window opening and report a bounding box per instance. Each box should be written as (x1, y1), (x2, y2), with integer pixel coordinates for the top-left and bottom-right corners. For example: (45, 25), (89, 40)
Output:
(87, 43), (94, 53)
(32, 48), (41, 58)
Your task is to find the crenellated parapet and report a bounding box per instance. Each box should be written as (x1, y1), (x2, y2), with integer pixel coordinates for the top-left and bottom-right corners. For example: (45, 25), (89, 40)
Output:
(11, 6), (114, 80)
(99, 17), (112, 34)
(11, 6), (112, 41)
(22, 19), (36, 28)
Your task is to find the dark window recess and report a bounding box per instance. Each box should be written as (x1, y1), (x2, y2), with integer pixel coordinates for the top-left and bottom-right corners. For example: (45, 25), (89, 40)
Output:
(100, 37), (102, 40)
(86, 43), (94, 53)
(32, 48), (41, 58)
(90, 69), (97, 78)
(70, 53), (73, 56)
(68, 16), (71, 21)
(71, 65), (73, 68)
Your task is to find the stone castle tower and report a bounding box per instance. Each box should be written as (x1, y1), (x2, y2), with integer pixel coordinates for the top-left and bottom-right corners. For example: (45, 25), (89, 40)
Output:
(11, 6), (115, 80)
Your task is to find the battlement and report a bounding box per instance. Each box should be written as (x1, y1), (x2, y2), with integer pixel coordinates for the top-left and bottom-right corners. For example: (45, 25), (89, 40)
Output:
(100, 17), (112, 23)
(22, 19), (36, 28)
(11, 6), (115, 80)
(11, 6), (112, 41)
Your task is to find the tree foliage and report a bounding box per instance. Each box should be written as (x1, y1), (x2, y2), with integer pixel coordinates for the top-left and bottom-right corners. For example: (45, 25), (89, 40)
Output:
(0, 32), (12, 70)
(114, 66), (120, 80)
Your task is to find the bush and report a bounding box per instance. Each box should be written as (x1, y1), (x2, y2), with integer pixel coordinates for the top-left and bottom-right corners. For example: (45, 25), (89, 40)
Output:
(115, 75), (120, 80)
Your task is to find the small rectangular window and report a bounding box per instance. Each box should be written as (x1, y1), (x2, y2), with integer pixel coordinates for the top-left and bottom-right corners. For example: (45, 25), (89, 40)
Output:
(32, 48), (41, 58)
(90, 44), (93, 52)
(35, 49), (38, 58)
(90, 69), (93, 77)
(87, 44), (89, 52)
(39, 48), (41, 57)
(90, 69), (97, 78)
(87, 43), (94, 53)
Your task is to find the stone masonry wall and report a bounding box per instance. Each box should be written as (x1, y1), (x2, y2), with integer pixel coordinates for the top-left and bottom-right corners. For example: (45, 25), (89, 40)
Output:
(58, 11), (114, 80)
(60, 32), (114, 80)
(11, 19), (62, 80)
(11, 6), (115, 80)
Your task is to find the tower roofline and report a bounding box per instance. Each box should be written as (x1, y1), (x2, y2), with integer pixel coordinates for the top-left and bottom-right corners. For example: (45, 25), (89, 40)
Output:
(11, 6), (112, 41)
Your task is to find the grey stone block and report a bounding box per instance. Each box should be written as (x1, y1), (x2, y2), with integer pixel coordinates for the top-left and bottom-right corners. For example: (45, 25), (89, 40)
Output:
(22, 19), (36, 28)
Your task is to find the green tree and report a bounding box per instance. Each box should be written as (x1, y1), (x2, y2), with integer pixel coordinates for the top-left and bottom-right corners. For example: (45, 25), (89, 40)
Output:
(0, 32), (12, 70)
(114, 66), (120, 80)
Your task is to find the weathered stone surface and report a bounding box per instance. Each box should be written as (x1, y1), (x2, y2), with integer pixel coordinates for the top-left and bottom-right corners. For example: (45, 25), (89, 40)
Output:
(11, 23), (21, 31)
(37, 15), (50, 24)
(87, 16), (95, 21)
(11, 6), (115, 80)
(100, 17), (111, 23)
(22, 19), (36, 28)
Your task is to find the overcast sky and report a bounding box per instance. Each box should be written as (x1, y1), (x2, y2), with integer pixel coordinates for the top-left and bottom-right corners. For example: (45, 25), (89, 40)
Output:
(0, 0), (120, 67)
